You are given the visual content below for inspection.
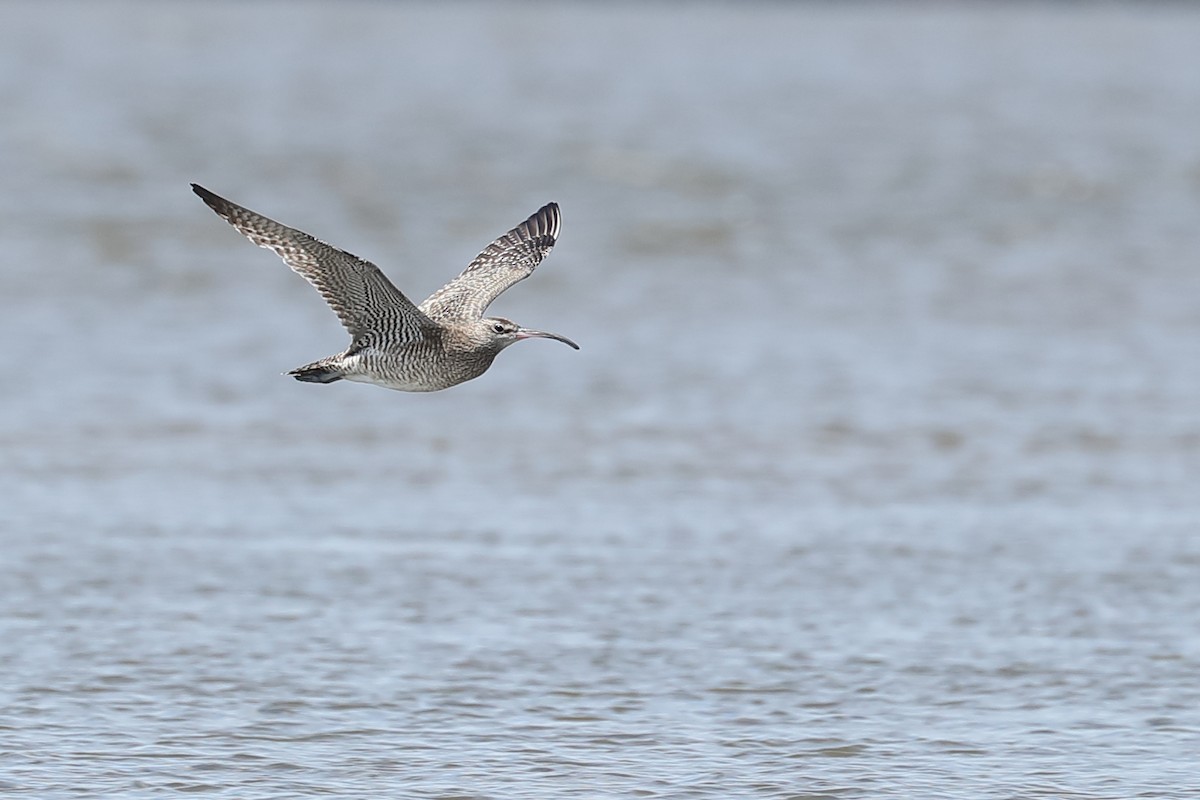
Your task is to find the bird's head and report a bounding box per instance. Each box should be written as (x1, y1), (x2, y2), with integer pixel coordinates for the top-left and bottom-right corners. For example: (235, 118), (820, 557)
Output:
(477, 316), (580, 352)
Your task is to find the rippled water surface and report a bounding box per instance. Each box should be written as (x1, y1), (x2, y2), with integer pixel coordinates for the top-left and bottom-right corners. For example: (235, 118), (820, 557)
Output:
(3, 2), (1200, 797)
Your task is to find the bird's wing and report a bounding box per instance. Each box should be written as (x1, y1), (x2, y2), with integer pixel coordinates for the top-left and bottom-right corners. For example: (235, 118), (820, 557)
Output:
(192, 184), (432, 342)
(418, 203), (560, 322)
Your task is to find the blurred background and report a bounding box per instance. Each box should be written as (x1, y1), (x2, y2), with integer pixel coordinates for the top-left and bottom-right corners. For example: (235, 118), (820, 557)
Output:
(3, 2), (1199, 797)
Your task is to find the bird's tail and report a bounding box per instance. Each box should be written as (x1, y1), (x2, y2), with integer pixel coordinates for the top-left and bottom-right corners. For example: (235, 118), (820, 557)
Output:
(287, 358), (345, 384)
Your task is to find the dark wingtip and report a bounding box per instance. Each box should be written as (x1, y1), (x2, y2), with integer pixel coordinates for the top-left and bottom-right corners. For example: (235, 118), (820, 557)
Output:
(191, 183), (231, 217)
(528, 202), (561, 241)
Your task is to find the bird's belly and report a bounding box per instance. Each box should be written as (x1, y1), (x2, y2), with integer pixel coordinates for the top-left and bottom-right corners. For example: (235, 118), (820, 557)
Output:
(341, 372), (443, 392)
(340, 347), (486, 392)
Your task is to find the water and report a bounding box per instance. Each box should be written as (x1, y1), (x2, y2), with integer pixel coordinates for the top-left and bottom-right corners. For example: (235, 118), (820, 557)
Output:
(2, 2), (1200, 797)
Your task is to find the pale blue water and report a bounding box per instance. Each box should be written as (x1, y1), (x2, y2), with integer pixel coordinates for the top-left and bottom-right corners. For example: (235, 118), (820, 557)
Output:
(2, 2), (1200, 798)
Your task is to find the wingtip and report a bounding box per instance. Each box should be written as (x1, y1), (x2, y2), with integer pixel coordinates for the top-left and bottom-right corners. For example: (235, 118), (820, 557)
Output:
(191, 184), (233, 217)
(191, 183), (216, 202)
(531, 202), (561, 240)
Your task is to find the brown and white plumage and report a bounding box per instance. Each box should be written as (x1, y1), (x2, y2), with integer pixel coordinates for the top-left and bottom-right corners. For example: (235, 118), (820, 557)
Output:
(192, 184), (578, 392)
(419, 203), (561, 322)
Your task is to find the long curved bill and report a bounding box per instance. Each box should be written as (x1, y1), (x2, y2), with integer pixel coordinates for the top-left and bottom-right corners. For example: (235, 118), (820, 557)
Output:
(515, 327), (580, 350)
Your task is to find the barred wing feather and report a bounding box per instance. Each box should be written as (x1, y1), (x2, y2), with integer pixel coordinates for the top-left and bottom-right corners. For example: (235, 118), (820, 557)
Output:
(419, 203), (560, 322)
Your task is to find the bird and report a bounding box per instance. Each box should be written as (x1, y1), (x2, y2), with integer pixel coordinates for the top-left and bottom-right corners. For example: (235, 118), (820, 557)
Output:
(192, 184), (578, 392)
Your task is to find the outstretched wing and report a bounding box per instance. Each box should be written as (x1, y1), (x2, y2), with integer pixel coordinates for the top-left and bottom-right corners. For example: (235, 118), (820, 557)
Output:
(418, 203), (560, 322)
(192, 184), (432, 343)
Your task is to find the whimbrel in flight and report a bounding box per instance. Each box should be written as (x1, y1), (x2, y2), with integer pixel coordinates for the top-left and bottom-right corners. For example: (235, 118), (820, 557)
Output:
(192, 184), (578, 392)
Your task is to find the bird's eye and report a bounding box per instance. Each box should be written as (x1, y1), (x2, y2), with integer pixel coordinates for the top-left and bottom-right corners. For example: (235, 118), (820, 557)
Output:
(492, 322), (507, 334)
